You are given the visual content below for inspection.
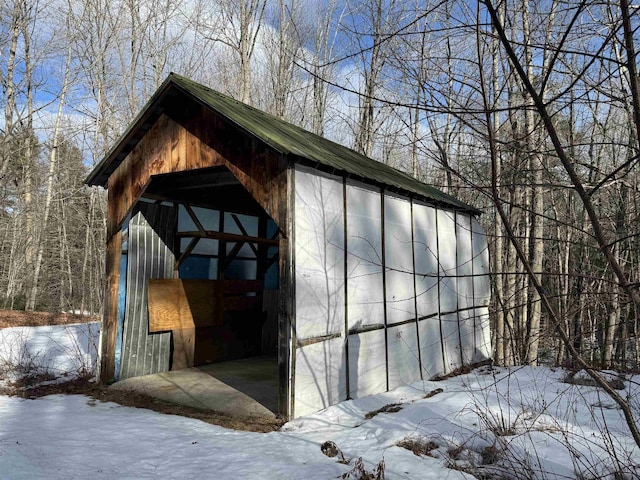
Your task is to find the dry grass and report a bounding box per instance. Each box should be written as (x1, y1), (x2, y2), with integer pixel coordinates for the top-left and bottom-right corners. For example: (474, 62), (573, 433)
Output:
(0, 310), (98, 329)
(364, 403), (403, 419)
(397, 437), (439, 457)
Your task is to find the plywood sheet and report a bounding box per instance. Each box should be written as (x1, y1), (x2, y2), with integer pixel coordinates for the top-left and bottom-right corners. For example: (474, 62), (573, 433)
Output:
(148, 279), (264, 332)
(148, 279), (222, 332)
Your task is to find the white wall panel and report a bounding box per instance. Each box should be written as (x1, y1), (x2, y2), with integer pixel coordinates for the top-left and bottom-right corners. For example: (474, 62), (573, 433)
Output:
(384, 194), (415, 324)
(346, 182), (384, 330)
(294, 337), (347, 417)
(418, 318), (444, 379)
(458, 309), (475, 365)
(456, 214), (473, 310)
(473, 307), (492, 361)
(348, 329), (386, 398)
(471, 218), (491, 307)
(437, 210), (458, 313)
(413, 203), (439, 318)
(387, 323), (420, 389)
(295, 167), (345, 339)
(441, 312), (462, 373)
(456, 213), (474, 365)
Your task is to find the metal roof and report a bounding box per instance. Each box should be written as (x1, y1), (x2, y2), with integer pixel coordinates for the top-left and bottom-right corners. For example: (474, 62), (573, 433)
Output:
(85, 73), (480, 215)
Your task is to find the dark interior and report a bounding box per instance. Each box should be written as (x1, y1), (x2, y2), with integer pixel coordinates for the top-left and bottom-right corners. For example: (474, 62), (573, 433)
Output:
(143, 166), (280, 369)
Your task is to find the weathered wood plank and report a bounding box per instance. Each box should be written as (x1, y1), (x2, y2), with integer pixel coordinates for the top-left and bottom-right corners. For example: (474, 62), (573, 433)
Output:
(107, 104), (287, 239)
(278, 163), (294, 419)
(99, 230), (122, 382)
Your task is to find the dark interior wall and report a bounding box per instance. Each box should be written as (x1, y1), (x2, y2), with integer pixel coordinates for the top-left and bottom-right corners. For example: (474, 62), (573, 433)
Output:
(171, 202), (279, 366)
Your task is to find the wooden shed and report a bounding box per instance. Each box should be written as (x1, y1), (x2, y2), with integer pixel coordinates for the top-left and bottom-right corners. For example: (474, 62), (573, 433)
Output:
(86, 74), (491, 419)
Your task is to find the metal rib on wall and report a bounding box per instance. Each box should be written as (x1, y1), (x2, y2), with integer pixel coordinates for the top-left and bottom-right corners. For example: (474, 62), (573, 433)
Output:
(120, 202), (177, 379)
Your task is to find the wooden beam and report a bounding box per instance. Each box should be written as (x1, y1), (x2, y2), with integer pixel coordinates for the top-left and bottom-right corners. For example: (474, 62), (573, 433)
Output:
(100, 230), (122, 382)
(231, 214), (259, 257)
(278, 162), (295, 420)
(176, 230), (279, 246)
(175, 237), (200, 268)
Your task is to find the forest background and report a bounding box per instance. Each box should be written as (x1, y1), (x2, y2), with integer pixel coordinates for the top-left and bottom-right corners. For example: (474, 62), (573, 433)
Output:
(1, 0), (639, 373)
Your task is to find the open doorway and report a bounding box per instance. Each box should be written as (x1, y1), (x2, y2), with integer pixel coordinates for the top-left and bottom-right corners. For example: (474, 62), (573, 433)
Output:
(134, 166), (280, 414)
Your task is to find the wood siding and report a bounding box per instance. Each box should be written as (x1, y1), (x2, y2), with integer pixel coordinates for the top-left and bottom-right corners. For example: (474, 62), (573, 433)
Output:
(106, 102), (287, 240)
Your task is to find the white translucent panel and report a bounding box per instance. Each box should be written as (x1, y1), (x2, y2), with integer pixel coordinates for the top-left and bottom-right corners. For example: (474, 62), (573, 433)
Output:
(418, 318), (444, 379)
(471, 219), (491, 307)
(441, 312), (462, 373)
(294, 167), (345, 339)
(458, 308), (475, 365)
(294, 337), (347, 418)
(348, 329), (386, 398)
(226, 241), (257, 259)
(193, 206), (220, 230)
(437, 210), (458, 313)
(192, 238), (218, 255)
(387, 323), (420, 390)
(180, 237), (193, 252)
(456, 214), (473, 310)
(224, 212), (259, 236)
(413, 202), (439, 318)
(473, 307), (492, 361)
(178, 205), (197, 232)
(346, 182), (384, 330)
(384, 194), (415, 324)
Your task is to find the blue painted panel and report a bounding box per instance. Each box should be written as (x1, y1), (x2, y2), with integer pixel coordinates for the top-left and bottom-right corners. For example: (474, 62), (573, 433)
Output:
(226, 259), (257, 280)
(114, 252), (128, 380)
(265, 261), (278, 289)
(179, 256), (217, 279)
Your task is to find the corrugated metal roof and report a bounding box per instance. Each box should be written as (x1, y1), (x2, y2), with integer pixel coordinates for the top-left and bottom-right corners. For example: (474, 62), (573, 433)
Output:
(86, 73), (480, 214)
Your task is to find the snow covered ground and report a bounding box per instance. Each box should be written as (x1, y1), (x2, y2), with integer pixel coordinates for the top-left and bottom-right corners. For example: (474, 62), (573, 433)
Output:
(0, 322), (99, 381)
(0, 323), (639, 479)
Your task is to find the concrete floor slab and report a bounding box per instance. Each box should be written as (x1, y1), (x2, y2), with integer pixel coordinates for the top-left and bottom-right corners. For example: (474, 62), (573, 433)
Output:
(110, 356), (278, 420)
